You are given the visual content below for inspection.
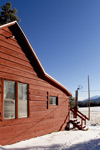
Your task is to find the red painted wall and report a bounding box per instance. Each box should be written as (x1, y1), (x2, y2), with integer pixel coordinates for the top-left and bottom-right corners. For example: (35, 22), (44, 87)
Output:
(0, 25), (70, 145)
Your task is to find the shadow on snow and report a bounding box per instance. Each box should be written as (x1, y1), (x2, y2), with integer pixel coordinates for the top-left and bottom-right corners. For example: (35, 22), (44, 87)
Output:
(1, 138), (100, 150)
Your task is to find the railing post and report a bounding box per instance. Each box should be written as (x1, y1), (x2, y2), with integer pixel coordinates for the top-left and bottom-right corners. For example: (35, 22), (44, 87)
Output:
(81, 119), (83, 128)
(85, 119), (86, 126)
(74, 90), (78, 118)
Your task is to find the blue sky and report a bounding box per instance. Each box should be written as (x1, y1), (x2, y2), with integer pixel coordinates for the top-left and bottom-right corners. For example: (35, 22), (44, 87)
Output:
(1, 0), (100, 100)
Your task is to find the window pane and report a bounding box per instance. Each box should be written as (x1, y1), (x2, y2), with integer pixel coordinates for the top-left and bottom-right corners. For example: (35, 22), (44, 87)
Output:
(18, 83), (28, 118)
(49, 96), (58, 105)
(4, 80), (16, 119)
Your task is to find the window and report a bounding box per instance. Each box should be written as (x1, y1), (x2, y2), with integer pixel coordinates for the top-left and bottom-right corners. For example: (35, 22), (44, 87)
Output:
(3, 80), (28, 120)
(4, 80), (16, 119)
(18, 83), (28, 118)
(49, 96), (58, 106)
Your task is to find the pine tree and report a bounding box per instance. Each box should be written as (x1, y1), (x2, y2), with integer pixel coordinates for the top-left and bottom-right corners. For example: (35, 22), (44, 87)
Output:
(0, 2), (20, 25)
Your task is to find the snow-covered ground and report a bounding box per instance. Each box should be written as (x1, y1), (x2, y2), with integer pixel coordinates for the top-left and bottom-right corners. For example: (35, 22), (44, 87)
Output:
(0, 107), (100, 150)
(79, 106), (100, 124)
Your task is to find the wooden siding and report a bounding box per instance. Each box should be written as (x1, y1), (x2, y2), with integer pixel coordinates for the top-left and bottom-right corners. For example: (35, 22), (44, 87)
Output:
(0, 26), (70, 145)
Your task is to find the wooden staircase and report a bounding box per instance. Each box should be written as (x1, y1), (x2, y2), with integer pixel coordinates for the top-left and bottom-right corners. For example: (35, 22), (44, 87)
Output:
(69, 108), (89, 131)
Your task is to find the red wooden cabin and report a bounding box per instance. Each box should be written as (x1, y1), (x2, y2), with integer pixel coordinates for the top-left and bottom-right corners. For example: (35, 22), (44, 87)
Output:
(0, 21), (71, 145)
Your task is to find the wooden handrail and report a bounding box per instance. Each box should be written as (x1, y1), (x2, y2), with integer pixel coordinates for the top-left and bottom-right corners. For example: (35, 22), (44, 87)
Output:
(75, 109), (89, 120)
(71, 108), (89, 120)
(71, 108), (85, 121)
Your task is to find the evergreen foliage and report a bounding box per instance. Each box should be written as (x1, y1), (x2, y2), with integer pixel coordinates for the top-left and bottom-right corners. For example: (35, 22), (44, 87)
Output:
(78, 101), (100, 107)
(0, 2), (20, 25)
(70, 96), (75, 108)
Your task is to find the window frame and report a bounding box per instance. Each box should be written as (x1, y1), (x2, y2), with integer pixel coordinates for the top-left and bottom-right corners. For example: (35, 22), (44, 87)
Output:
(1, 79), (29, 120)
(49, 96), (58, 106)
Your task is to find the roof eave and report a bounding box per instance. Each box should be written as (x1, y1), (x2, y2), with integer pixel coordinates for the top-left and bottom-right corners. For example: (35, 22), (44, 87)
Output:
(0, 21), (17, 29)
(0, 21), (72, 96)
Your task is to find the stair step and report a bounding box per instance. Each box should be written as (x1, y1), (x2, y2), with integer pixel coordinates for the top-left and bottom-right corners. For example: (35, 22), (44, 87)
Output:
(70, 120), (81, 125)
(82, 126), (86, 128)
(70, 119), (77, 122)
(82, 127), (88, 131)
(69, 119), (87, 130)
(76, 121), (80, 124)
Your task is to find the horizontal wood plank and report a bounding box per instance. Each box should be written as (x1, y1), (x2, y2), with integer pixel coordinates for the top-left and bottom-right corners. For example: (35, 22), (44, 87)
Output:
(0, 51), (33, 68)
(0, 45), (29, 62)
(30, 100), (46, 106)
(0, 57), (36, 74)
(0, 40), (24, 55)
(0, 34), (21, 48)
(30, 95), (47, 101)
(0, 29), (13, 37)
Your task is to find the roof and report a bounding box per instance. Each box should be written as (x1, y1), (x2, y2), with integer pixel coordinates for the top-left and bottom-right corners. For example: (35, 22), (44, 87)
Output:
(0, 21), (72, 96)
